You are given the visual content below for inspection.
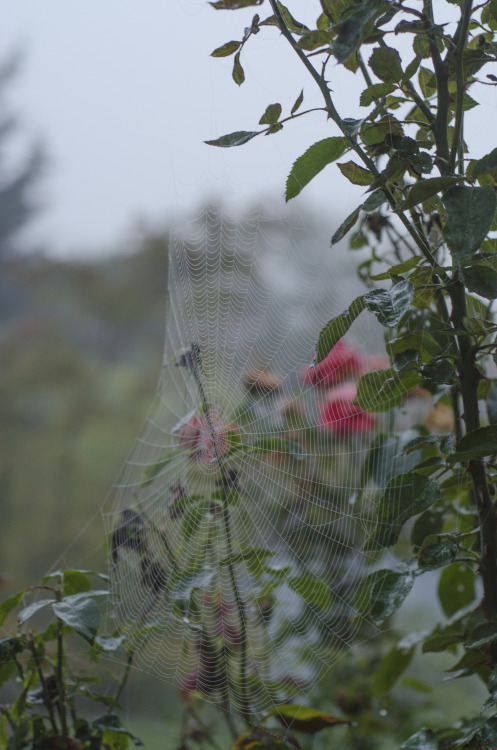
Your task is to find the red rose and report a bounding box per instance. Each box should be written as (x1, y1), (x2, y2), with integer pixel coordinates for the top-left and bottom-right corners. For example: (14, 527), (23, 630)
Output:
(318, 383), (376, 434)
(177, 411), (238, 464)
(300, 339), (366, 388)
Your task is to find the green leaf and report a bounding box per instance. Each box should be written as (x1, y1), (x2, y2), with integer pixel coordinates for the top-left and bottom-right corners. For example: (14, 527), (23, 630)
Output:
(333, 0), (387, 62)
(448, 425), (497, 463)
(331, 189), (387, 245)
(233, 51), (245, 85)
(438, 563), (475, 617)
(331, 206), (360, 245)
(418, 541), (457, 570)
(472, 147), (497, 178)
(288, 574), (331, 611)
(337, 160), (374, 186)
(95, 634), (127, 652)
(461, 263), (497, 299)
(275, 2), (310, 34)
(250, 437), (305, 459)
(443, 185), (497, 264)
(259, 103), (282, 125)
(291, 89), (304, 115)
(315, 295), (366, 362)
(369, 46), (404, 83)
(369, 255), (420, 281)
(364, 472), (440, 550)
(173, 565), (216, 604)
(266, 704), (350, 734)
(205, 130), (259, 148)
(483, 717), (497, 747)
(286, 137), (349, 201)
(466, 622), (497, 649)
(356, 568), (415, 623)
(387, 331), (440, 358)
(209, 0), (263, 8)
(373, 640), (415, 696)
(355, 364), (421, 413)
(399, 176), (463, 211)
(0, 590), (27, 627)
(359, 82), (395, 107)
(17, 598), (54, 625)
(401, 728), (438, 750)
(411, 508), (445, 551)
(211, 40), (241, 57)
(297, 30), (333, 51)
(182, 505), (206, 542)
(364, 279), (414, 327)
(52, 594), (101, 644)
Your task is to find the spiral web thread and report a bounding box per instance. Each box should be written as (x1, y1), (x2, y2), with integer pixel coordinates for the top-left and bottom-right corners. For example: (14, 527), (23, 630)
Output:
(102, 202), (436, 719)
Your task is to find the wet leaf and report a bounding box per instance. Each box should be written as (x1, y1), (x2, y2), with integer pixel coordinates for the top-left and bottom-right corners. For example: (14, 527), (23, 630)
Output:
(205, 130), (259, 147)
(233, 51), (245, 85)
(364, 279), (414, 327)
(52, 594), (101, 644)
(291, 89), (304, 115)
(211, 40), (241, 57)
(369, 45), (404, 82)
(0, 589), (27, 627)
(315, 295), (366, 362)
(355, 568), (415, 623)
(286, 137), (349, 201)
(288, 574), (330, 611)
(364, 472), (440, 550)
(259, 103), (282, 125)
(360, 82), (395, 107)
(438, 563), (475, 617)
(209, 0), (263, 8)
(443, 185), (497, 264)
(373, 640), (415, 696)
(267, 704), (350, 734)
(337, 160), (373, 186)
(334, 0), (387, 62)
(448, 425), (497, 463)
(461, 264), (497, 299)
(399, 176), (462, 211)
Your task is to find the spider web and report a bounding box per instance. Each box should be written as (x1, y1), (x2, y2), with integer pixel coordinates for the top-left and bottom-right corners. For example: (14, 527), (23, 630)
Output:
(101, 202), (427, 719)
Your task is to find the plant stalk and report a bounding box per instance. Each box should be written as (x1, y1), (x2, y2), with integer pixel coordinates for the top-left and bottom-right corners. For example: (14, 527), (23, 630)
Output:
(189, 355), (251, 724)
(448, 278), (497, 623)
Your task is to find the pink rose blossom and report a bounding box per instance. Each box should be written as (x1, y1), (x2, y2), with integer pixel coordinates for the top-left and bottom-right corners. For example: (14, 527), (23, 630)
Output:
(177, 411), (237, 463)
(300, 339), (365, 388)
(318, 383), (376, 435)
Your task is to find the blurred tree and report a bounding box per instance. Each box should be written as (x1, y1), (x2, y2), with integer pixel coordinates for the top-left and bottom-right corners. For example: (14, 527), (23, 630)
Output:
(0, 48), (45, 262)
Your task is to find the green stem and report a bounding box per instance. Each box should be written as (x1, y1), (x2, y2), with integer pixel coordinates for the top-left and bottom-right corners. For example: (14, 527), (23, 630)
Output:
(189, 359), (251, 725)
(448, 0), (473, 172)
(28, 639), (59, 734)
(448, 278), (497, 623)
(114, 650), (134, 703)
(56, 618), (69, 747)
(423, 0), (450, 172)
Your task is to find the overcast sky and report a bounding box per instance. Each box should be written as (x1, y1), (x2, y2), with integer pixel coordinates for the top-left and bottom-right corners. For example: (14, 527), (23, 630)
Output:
(3, 0), (497, 257)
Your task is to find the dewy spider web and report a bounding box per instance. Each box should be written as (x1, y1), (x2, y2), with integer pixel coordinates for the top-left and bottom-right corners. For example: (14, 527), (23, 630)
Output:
(101, 202), (430, 719)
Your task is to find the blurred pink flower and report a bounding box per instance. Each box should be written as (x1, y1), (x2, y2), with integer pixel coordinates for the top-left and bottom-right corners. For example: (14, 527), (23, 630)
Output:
(300, 339), (366, 388)
(318, 383), (376, 435)
(177, 411), (237, 463)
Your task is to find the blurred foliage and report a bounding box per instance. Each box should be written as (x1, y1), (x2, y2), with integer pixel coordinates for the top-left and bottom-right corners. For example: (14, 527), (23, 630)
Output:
(0, 232), (168, 592)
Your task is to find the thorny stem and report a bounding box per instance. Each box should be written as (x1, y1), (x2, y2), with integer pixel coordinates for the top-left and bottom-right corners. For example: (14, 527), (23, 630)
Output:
(448, 0), (473, 172)
(448, 279), (497, 624)
(273, 0), (497, 633)
(423, 0), (450, 172)
(189, 356), (251, 725)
